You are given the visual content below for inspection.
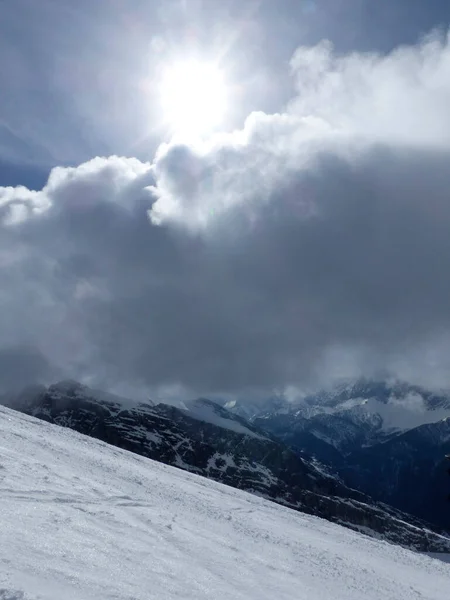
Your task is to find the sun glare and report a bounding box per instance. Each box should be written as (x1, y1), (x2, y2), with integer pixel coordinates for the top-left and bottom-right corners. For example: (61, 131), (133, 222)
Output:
(159, 60), (228, 138)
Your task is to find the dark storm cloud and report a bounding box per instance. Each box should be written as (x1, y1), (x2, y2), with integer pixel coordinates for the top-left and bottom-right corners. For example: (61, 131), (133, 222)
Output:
(0, 346), (56, 392)
(2, 32), (450, 395)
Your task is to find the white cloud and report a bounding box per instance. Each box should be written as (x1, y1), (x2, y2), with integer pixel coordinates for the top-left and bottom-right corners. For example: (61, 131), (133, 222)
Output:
(2, 31), (450, 395)
(289, 31), (450, 146)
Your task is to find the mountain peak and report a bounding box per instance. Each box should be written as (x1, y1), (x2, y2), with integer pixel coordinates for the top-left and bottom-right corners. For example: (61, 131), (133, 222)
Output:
(48, 379), (86, 395)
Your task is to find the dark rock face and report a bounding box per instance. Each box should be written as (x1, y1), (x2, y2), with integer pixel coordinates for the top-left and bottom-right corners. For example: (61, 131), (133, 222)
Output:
(341, 419), (450, 532)
(2, 380), (450, 552)
(253, 411), (380, 465)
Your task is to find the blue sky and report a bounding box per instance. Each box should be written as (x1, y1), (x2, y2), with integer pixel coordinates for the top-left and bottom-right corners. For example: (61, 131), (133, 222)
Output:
(1, 0), (449, 188)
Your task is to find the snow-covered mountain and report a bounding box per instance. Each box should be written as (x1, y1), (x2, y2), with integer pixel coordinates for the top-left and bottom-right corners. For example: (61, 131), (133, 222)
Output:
(1, 404), (450, 600)
(248, 381), (450, 453)
(2, 380), (449, 551)
(245, 380), (450, 529)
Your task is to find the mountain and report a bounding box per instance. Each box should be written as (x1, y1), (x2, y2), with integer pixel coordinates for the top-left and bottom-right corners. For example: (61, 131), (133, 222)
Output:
(223, 394), (291, 420)
(3, 405), (450, 600)
(246, 380), (450, 530)
(252, 380), (450, 455)
(2, 380), (450, 551)
(341, 418), (450, 530)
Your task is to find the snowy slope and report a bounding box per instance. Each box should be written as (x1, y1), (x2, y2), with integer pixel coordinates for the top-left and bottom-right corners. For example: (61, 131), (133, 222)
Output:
(179, 397), (269, 439)
(1, 406), (449, 600)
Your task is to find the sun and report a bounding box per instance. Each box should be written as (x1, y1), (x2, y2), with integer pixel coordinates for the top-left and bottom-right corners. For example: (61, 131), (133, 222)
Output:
(159, 59), (228, 139)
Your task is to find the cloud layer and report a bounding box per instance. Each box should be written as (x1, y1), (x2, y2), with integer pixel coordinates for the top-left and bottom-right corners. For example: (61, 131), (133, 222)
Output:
(2, 31), (450, 396)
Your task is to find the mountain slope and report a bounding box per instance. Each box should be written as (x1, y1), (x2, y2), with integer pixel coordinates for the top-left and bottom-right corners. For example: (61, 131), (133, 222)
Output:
(3, 380), (450, 551)
(1, 405), (450, 600)
(2, 381), (341, 500)
(341, 417), (450, 530)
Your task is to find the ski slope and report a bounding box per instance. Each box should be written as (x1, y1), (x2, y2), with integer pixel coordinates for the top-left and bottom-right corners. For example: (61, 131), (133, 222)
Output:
(0, 406), (449, 600)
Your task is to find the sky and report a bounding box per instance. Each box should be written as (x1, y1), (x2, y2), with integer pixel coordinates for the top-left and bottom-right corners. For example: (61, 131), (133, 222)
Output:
(1, 0), (450, 400)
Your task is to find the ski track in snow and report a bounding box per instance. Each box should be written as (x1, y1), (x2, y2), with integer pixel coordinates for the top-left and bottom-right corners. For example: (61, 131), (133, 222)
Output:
(0, 406), (449, 600)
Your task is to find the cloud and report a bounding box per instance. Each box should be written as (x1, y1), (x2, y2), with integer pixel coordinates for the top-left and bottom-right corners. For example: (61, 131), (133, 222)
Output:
(0, 346), (57, 393)
(2, 31), (450, 396)
(288, 33), (450, 147)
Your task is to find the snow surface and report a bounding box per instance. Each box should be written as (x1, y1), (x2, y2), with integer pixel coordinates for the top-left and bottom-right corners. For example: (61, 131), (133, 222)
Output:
(180, 398), (268, 439)
(1, 405), (449, 600)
